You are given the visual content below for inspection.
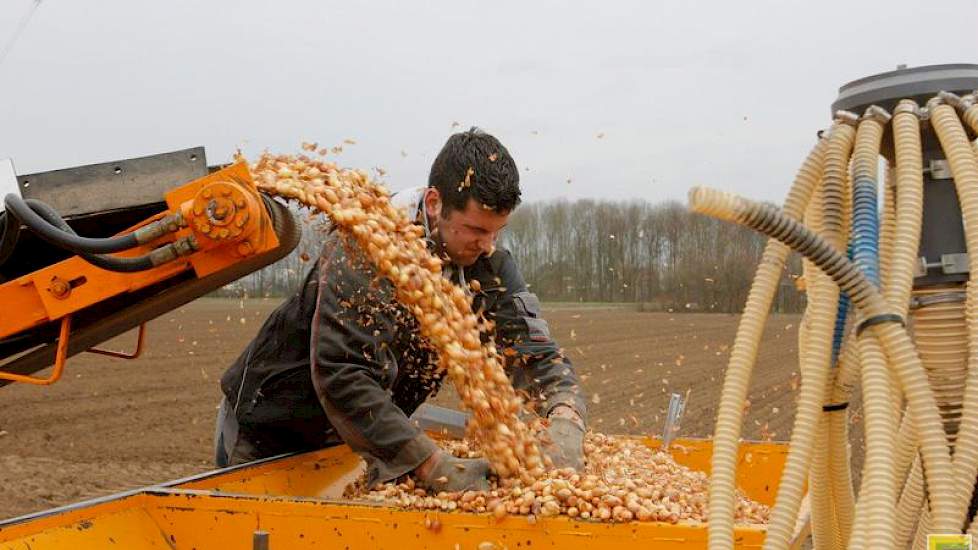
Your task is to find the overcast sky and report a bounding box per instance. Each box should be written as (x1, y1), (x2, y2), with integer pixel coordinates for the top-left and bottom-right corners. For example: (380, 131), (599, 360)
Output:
(0, 0), (976, 205)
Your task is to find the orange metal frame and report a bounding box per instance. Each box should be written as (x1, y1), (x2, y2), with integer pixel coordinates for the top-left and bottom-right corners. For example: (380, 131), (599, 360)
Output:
(0, 316), (72, 385)
(0, 162), (279, 384)
(87, 323), (147, 360)
(0, 318), (145, 385)
(0, 437), (791, 549)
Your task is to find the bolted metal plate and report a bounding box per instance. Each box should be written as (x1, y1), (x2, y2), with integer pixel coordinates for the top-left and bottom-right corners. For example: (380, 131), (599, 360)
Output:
(16, 147), (207, 219)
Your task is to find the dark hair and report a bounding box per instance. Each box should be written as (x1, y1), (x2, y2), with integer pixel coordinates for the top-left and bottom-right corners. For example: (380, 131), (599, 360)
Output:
(428, 127), (521, 214)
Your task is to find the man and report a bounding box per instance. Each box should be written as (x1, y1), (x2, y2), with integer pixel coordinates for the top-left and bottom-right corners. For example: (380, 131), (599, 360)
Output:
(217, 128), (587, 492)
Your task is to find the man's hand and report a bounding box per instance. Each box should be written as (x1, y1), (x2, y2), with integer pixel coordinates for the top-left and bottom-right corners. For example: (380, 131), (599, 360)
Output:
(543, 406), (586, 471)
(414, 451), (490, 492)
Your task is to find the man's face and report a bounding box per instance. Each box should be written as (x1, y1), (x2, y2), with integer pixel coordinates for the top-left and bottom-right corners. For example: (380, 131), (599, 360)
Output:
(424, 189), (509, 267)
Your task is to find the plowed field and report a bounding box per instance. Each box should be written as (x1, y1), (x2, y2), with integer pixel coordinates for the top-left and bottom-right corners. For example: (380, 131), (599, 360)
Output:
(0, 299), (807, 519)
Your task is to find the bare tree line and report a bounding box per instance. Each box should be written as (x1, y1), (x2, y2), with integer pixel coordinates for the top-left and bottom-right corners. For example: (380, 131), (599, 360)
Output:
(220, 199), (805, 314)
(502, 200), (803, 312)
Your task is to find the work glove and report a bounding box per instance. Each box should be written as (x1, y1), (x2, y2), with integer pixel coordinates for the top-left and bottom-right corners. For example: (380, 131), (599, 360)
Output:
(543, 416), (585, 471)
(415, 451), (491, 492)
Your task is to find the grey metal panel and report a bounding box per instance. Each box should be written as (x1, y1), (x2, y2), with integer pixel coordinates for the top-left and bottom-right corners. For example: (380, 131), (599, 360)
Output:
(0, 159), (19, 212)
(832, 63), (978, 114)
(916, 177), (969, 286)
(16, 147), (207, 219)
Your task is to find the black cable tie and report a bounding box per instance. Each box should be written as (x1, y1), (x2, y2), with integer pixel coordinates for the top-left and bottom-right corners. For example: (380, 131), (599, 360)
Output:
(855, 313), (905, 336)
(822, 402), (849, 412)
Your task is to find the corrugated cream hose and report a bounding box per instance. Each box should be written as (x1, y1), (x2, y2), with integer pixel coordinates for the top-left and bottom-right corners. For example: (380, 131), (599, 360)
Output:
(699, 91), (978, 549)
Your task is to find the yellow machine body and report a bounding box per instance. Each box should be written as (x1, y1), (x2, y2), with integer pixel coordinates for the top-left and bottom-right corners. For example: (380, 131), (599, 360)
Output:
(0, 437), (787, 549)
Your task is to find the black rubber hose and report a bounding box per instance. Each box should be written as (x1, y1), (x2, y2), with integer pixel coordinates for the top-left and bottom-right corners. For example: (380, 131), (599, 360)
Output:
(77, 248), (156, 273)
(0, 209), (21, 268)
(24, 198), (157, 272)
(4, 193), (140, 254)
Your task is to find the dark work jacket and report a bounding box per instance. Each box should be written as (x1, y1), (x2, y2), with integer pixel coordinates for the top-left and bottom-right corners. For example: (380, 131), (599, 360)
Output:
(220, 229), (586, 484)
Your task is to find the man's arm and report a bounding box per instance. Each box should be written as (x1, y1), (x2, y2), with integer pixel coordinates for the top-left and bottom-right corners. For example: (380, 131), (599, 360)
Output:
(489, 249), (588, 423)
(309, 232), (439, 485)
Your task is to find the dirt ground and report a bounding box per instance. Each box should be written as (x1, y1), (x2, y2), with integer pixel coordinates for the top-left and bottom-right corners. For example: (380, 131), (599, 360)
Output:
(0, 298), (809, 520)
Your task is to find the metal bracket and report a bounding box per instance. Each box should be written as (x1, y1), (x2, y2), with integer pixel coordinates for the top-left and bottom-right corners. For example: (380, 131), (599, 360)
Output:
(0, 316), (71, 385)
(941, 253), (969, 274)
(663, 391), (689, 449)
(17, 147), (207, 220)
(86, 323), (146, 359)
(0, 319), (147, 386)
(927, 159), (953, 180)
(914, 253), (970, 277)
(910, 292), (967, 310)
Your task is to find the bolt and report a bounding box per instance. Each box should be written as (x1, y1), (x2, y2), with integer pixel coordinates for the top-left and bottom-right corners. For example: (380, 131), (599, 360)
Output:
(49, 278), (70, 299)
(202, 188), (212, 199)
(206, 199), (231, 222)
(237, 242), (254, 256)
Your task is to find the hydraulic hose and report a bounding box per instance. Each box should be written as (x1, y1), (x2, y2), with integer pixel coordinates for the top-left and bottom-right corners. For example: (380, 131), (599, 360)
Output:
(758, 120), (854, 550)
(847, 109), (898, 549)
(706, 134), (829, 550)
(688, 186), (959, 535)
(3, 193), (140, 254)
(931, 102), (978, 529)
(0, 210), (21, 268)
(24, 198), (161, 273)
